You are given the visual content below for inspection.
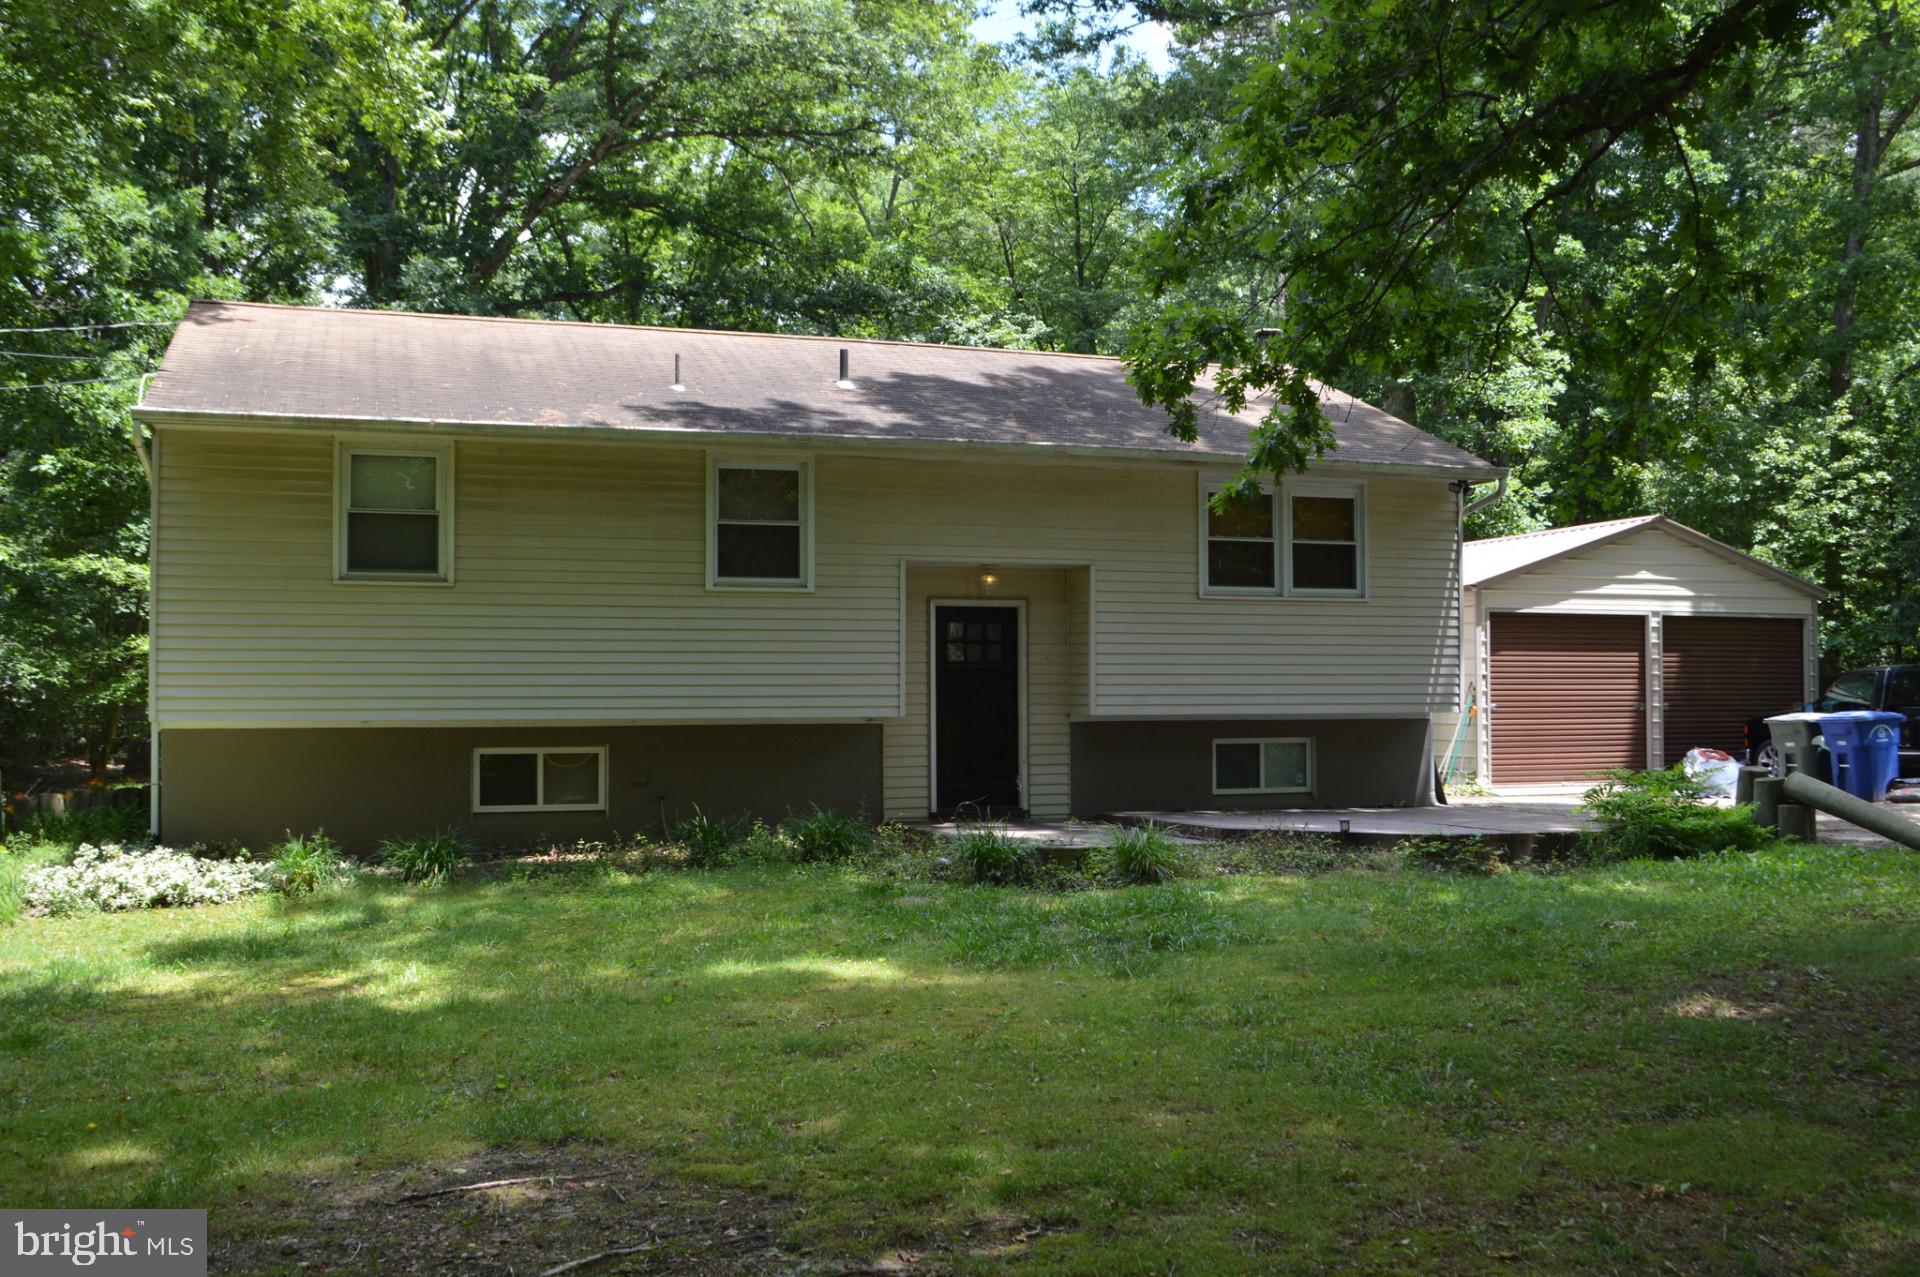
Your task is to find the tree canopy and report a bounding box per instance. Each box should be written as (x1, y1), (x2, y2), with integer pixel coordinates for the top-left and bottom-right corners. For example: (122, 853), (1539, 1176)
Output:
(3, 0), (1917, 775)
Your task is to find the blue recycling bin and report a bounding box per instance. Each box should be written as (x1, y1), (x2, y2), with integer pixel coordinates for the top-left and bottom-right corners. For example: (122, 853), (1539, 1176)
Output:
(1818, 711), (1905, 801)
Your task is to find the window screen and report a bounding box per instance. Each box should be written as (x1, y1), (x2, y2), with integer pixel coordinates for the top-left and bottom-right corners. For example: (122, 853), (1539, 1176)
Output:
(474, 748), (605, 811)
(1290, 494), (1359, 592)
(715, 465), (803, 582)
(1206, 492), (1276, 589)
(1212, 738), (1313, 794)
(345, 452), (442, 576)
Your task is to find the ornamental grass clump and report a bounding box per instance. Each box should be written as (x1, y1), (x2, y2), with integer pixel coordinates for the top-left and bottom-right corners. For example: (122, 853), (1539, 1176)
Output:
(952, 825), (1035, 886)
(23, 843), (269, 915)
(268, 830), (355, 896)
(378, 829), (473, 884)
(1102, 823), (1188, 886)
(780, 806), (873, 864)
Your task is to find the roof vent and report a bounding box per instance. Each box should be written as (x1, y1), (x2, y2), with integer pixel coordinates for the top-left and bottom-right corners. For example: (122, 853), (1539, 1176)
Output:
(670, 353), (685, 393)
(835, 347), (855, 390)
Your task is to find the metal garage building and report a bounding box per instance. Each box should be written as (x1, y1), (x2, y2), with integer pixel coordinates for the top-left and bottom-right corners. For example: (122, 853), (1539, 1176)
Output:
(1434, 515), (1826, 788)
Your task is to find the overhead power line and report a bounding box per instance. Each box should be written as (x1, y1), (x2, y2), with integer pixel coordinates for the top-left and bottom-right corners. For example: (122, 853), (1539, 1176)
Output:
(0, 375), (145, 392)
(0, 320), (175, 334)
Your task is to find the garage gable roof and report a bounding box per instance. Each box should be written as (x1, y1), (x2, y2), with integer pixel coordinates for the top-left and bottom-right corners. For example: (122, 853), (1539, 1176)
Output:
(135, 301), (1500, 475)
(1464, 514), (1827, 599)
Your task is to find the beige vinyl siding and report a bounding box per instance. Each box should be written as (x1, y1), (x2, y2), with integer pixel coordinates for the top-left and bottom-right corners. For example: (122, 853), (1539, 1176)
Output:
(1433, 586), (1478, 781)
(154, 428), (1464, 734)
(882, 566), (1072, 820)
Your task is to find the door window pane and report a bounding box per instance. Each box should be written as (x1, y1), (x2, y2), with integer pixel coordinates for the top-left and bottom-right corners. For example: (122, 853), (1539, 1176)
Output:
(1214, 742), (1261, 791)
(478, 753), (538, 808)
(716, 523), (801, 579)
(347, 511), (440, 573)
(717, 467), (799, 521)
(542, 752), (601, 806)
(1819, 671), (1877, 711)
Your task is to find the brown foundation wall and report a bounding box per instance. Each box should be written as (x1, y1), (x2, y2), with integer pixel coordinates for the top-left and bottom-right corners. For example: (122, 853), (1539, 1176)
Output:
(1069, 717), (1431, 817)
(158, 724), (885, 852)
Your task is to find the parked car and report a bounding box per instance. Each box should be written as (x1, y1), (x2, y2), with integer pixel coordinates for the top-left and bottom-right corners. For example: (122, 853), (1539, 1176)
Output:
(1745, 664), (1920, 776)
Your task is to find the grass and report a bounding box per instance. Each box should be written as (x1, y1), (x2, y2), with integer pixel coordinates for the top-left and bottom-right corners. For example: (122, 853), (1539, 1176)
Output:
(2, 844), (1918, 1272)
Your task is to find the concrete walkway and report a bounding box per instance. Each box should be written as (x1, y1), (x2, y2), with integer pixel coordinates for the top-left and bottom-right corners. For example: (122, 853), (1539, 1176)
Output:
(1110, 800), (1592, 842)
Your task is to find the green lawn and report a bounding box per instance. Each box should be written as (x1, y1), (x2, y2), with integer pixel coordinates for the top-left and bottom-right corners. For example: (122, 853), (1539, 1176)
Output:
(3, 846), (1918, 1273)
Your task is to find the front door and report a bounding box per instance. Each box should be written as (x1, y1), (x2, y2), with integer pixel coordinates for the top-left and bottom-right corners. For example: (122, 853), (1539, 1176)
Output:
(934, 605), (1021, 814)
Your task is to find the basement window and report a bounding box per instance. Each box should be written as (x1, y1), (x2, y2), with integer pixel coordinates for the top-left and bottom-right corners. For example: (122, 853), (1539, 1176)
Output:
(1212, 738), (1313, 795)
(336, 443), (453, 582)
(709, 458), (812, 588)
(473, 747), (607, 813)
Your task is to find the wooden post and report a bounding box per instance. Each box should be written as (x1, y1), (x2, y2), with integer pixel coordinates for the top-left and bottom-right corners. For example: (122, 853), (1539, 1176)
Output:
(1776, 803), (1817, 841)
(1752, 776), (1784, 829)
(1736, 765), (1768, 805)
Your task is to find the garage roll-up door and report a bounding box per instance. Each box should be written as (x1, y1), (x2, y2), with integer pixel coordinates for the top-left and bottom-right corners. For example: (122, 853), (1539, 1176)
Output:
(1490, 613), (1646, 784)
(1661, 617), (1805, 765)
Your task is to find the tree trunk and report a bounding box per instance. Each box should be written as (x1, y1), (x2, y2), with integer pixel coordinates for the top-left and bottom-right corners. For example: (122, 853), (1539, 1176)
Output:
(87, 704), (123, 783)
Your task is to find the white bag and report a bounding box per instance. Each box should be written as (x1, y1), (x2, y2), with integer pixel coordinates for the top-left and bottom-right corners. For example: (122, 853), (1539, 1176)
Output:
(1683, 747), (1740, 797)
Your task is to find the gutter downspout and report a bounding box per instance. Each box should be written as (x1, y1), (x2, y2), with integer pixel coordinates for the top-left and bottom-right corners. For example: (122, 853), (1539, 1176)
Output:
(1462, 472), (1508, 519)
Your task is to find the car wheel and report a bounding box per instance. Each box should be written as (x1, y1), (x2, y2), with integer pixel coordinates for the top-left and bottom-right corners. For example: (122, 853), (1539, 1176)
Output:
(1755, 741), (1780, 777)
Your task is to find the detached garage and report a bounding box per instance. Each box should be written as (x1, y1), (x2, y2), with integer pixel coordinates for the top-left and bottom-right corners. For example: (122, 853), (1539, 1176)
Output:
(1434, 515), (1826, 788)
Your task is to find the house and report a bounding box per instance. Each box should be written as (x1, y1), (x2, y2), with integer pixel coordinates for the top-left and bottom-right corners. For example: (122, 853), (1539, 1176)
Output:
(1433, 515), (1826, 788)
(134, 301), (1500, 847)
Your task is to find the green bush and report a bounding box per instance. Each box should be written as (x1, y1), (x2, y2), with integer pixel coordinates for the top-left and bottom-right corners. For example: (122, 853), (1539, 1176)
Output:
(780, 807), (872, 864)
(952, 825), (1035, 886)
(1102, 823), (1187, 885)
(672, 810), (745, 868)
(267, 830), (354, 896)
(1578, 767), (1773, 860)
(4, 802), (149, 848)
(1396, 836), (1507, 875)
(378, 829), (473, 884)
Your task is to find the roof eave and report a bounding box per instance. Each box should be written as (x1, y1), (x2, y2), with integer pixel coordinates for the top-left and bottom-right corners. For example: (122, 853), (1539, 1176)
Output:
(131, 405), (1506, 480)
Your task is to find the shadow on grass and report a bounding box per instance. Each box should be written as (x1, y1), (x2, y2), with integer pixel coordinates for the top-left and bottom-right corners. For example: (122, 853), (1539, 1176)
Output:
(1, 855), (1916, 1271)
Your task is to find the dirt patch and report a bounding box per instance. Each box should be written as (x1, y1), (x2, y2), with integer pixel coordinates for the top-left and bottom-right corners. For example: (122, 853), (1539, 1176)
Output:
(215, 1147), (804, 1276)
(214, 1147), (1071, 1276)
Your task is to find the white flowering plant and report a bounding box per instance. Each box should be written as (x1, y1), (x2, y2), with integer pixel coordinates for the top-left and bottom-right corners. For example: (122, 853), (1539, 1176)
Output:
(23, 842), (271, 915)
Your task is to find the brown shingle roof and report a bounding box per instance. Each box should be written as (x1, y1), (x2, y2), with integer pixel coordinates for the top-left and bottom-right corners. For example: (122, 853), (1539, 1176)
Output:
(138, 301), (1497, 474)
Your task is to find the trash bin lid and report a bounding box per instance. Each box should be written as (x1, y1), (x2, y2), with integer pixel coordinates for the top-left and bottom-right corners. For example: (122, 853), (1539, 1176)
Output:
(1765, 711), (1829, 724)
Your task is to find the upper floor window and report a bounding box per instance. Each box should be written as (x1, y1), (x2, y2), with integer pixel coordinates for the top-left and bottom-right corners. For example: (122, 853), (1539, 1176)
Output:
(1201, 479), (1366, 598)
(336, 443), (452, 582)
(709, 458), (811, 589)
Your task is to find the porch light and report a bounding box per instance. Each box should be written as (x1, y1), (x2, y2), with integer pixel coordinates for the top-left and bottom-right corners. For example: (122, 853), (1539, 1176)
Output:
(978, 565), (1001, 597)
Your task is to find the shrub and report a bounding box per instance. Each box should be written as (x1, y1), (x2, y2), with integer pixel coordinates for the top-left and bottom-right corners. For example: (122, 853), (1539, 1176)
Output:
(672, 810), (745, 868)
(1579, 767), (1772, 860)
(268, 831), (354, 896)
(23, 843), (269, 915)
(379, 829), (473, 884)
(780, 807), (872, 864)
(1397, 836), (1507, 875)
(5, 802), (149, 848)
(951, 825), (1035, 886)
(738, 819), (797, 865)
(1102, 823), (1188, 886)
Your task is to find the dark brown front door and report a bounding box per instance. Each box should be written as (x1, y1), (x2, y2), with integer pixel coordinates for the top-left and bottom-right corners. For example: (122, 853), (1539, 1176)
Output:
(935, 605), (1021, 814)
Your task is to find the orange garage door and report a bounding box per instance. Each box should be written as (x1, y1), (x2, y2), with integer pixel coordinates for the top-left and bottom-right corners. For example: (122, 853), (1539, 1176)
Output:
(1489, 613), (1646, 784)
(1661, 617), (1806, 765)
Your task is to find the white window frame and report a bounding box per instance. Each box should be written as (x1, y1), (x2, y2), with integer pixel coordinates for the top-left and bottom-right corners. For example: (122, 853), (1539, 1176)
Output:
(334, 440), (455, 584)
(1284, 481), (1367, 598)
(472, 746), (609, 813)
(1211, 737), (1315, 795)
(706, 455), (814, 591)
(1197, 474), (1368, 600)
